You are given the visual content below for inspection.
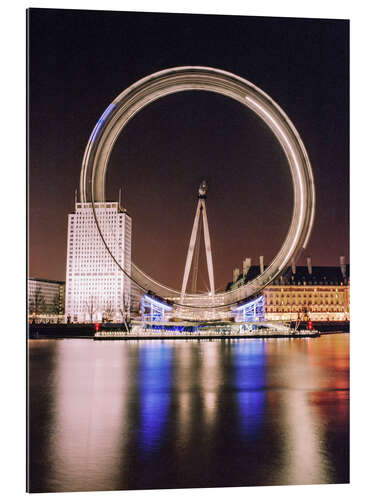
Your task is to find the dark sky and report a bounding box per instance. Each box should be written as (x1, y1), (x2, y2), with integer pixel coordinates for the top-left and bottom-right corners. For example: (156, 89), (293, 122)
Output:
(28, 8), (349, 292)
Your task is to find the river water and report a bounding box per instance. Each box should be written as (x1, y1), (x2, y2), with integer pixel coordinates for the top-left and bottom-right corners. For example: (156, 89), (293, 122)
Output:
(27, 334), (349, 492)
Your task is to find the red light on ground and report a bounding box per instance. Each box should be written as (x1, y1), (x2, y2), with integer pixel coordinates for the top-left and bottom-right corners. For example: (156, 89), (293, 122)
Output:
(308, 320), (313, 330)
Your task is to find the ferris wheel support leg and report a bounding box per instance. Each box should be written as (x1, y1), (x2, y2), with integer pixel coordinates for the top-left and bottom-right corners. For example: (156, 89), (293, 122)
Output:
(180, 199), (202, 302)
(201, 199), (215, 297)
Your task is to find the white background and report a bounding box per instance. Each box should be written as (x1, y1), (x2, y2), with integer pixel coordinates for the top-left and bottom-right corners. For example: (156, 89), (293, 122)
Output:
(0, 0), (374, 498)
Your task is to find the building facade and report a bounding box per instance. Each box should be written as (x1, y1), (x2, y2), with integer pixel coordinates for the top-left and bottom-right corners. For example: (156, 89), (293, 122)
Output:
(262, 284), (349, 321)
(28, 277), (65, 322)
(65, 201), (132, 323)
(227, 258), (350, 322)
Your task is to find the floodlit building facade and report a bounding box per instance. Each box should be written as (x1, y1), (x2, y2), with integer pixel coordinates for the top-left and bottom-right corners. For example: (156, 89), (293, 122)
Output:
(227, 257), (350, 322)
(65, 201), (132, 323)
(28, 277), (65, 323)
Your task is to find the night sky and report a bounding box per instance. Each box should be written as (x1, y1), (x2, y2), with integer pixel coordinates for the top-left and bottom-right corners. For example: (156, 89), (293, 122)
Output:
(28, 8), (349, 292)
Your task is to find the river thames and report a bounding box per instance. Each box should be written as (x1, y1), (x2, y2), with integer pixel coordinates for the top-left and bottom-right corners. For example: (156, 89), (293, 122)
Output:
(27, 333), (349, 492)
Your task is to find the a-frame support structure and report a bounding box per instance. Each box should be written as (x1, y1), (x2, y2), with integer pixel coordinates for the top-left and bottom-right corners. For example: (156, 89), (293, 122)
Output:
(180, 181), (215, 303)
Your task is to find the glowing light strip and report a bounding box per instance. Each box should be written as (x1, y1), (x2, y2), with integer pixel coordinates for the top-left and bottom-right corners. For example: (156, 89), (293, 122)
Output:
(89, 103), (116, 143)
(234, 295), (264, 311)
(142, 295), (173, 311)
(245, 96), (304, 270)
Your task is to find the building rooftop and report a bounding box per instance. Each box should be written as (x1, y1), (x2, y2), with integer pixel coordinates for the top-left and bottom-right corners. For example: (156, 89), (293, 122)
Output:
(227, 264), (350, 291)
(28, 277), (65, 285)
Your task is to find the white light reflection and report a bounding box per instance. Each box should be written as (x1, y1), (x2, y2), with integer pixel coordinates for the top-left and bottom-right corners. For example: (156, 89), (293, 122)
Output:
(200, 341), (221, 426)
(50, 340), (131, 491)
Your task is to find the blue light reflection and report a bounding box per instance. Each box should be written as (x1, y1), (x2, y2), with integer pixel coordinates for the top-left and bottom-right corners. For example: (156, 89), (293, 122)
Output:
(138, 342), (173, 455)
(233, 340), (266, 439)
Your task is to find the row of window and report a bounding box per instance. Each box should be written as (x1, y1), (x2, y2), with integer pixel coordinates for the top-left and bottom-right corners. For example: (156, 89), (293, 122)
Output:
(267, 306), (346, 312)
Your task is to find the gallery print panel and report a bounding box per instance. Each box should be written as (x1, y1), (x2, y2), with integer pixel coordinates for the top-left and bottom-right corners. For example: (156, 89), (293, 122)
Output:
(27, 8), (349, 493)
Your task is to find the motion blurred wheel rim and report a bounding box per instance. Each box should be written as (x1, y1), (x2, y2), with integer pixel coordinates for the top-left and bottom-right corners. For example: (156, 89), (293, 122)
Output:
(80, 66), (315, 309)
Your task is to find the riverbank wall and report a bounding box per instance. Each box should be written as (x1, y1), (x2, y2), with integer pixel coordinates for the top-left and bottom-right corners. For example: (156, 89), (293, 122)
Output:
(28, 321), (349, 339)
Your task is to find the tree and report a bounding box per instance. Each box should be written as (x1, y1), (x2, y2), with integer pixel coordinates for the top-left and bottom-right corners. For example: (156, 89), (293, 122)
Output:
(120, 291), (131, 333)
(84, 296), (98, 323)
(102, 301), (115, 323)
(29, 286), (46, 316)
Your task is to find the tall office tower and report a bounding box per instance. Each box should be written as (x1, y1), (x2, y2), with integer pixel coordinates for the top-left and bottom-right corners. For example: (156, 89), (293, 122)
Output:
(65, 200), (132, 323)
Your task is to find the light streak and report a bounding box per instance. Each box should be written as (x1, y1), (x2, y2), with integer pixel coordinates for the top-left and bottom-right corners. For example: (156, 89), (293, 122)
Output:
(142, 294), (173, 311)
(80, 67), (315, 316)
(245, 95), (304, 270)
(234, 295), (264, 311)
(89, 103), (115, 143)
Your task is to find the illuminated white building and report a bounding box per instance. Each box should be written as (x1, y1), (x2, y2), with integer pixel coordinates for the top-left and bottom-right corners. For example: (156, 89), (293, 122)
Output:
(65, 201), (131, 323)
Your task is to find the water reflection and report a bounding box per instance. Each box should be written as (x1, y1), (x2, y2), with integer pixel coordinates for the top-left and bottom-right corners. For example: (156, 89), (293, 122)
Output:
(51, 340), (132, 491)
(272, 347), (326, 485)
(232, 340), (266, 439)
(200, 341), (221, 426)
(28, 334), (349, 492)
(138, 342), (173, 455)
